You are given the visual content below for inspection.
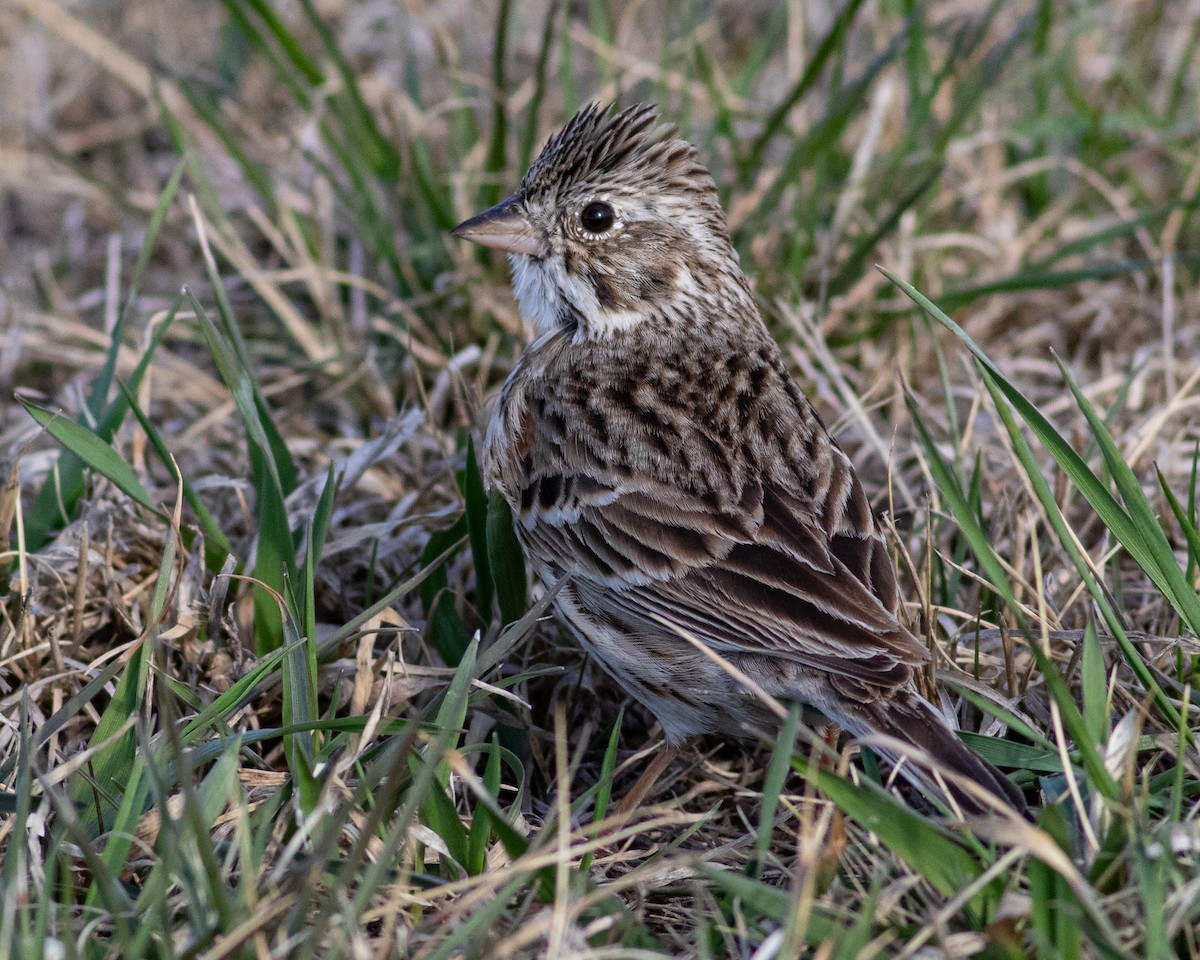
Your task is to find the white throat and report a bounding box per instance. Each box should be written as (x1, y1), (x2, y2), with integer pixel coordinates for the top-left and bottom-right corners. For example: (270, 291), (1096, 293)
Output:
(509, 254), (645, 341)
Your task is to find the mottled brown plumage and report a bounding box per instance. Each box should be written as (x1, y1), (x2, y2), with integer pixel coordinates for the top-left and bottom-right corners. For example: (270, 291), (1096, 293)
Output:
(453, 102), (1025, 816)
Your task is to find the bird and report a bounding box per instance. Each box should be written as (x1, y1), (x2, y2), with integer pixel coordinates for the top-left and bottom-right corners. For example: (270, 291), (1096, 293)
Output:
(452, 101), (1026, 817)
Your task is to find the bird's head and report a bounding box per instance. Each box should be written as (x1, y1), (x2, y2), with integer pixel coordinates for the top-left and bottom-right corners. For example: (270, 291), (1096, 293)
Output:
(453, 102), (746, 340)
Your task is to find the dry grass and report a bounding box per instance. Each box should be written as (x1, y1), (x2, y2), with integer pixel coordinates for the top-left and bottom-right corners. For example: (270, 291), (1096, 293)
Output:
(1, 1), (1199, 957)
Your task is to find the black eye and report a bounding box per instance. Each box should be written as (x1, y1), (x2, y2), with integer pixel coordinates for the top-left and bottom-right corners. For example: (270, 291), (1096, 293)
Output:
(580, 201), (615, 233)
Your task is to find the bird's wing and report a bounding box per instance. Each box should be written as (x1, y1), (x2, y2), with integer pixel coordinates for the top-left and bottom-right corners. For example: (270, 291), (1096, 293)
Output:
(506, 380), (926, 694)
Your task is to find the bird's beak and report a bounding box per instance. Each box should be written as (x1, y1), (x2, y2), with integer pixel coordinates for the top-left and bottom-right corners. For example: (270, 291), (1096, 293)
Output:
(452, 195), (548, 258)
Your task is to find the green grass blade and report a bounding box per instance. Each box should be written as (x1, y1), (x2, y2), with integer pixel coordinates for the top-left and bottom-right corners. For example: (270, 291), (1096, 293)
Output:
(298, 466), (336, 675)
(296, 0), (399, 180)
(463, 439), (494, 623)
(744, 26), (905, 238)
(884, 267), (1185, 733)
(179, 640), (299, 744)
(186, 291), (286, 496)
(904, 387), (1019, 611)
(827, 160), (942, 298)
(412, 637), (481, 874)
(70, 523), (177, 829)
(1188, 441), (1199, 583)
(216, 0), (312, 108)
(977, 364), (1179, 740)
(86, 157), (186, 419)
(188, 290), (295, 652)
(1080, 622), (1110, 746)
(742, 0), (868, 175)
(176, 77), (275, 204)
(481, 0), (512, 210)
(466, 737), (503, 875)
(1158, 462), (1200, 577)
(1029, 804), (1084, 960)
(281, 598), (321, 814)
(86, 740), (151, 908)
(21, 401), (159, 516)
(1053, 350), (1200, 637)
(519, 0), (561, 173)
(750, 705), (801, 879)
(702, 868), (839, 946)
(812, 767), (991, 911)
(420, 516), (472, 666)
(117, 380), (235, 572)
(906, 323), (1121, 802)
(24, 291), (182, 548)
(234, 0), (323, 84)
(937, 258), (1184, 313)
(958, 732), (1063, 774)
(318, 535), (468, 656)
(0, 696), (35, 935)
(486, 488), (527, 627)
(580, 707), (622, 875)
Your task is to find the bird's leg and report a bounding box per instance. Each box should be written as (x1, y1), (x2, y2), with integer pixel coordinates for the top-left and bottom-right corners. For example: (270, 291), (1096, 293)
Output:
(611, 744), (678, 820)
(819, 722), (842, 765)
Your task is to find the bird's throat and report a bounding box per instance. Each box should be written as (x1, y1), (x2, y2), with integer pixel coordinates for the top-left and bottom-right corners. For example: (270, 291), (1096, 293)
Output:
(511, 252), (672, 342)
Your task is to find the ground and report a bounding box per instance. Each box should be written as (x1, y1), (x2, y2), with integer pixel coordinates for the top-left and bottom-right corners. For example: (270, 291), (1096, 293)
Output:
(0, 1), (1198, 957)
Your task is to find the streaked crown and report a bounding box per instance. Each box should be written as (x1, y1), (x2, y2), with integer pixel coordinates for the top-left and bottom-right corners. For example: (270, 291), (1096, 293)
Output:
(521, 104), (710, 206)
(453, 102), (748, 339)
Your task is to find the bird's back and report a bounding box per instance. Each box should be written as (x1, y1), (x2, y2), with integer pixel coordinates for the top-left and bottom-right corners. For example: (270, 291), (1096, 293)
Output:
(484, 319), (927, 704)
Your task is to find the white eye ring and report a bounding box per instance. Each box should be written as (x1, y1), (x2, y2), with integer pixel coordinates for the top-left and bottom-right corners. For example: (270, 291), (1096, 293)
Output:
(580, 201), (616, 233)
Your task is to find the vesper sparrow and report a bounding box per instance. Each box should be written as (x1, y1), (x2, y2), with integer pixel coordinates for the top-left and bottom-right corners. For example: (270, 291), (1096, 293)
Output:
(453, 102), (1026, 815)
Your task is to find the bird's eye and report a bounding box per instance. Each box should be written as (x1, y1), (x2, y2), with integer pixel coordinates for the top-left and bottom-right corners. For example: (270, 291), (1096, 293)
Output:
(580, 201), (615, 234)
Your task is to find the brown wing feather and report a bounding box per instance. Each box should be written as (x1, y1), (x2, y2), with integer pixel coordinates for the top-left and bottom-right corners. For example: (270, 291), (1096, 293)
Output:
(488, 334), (925, 696)
(574, 466), (923, 694)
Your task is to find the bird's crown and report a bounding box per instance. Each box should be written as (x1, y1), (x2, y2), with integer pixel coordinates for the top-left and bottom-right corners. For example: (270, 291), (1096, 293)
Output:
(520, 102), (706, 200)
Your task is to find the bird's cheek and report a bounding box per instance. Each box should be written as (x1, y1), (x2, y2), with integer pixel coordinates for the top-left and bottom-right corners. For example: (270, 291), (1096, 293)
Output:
(558, 239), (588, 280)
(588, 266), (625, 312)
(633, 260), (679, 305)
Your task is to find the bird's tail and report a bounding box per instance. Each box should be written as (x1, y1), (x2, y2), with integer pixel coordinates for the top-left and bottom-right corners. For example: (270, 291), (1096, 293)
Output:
(847, 691), (1028, 817)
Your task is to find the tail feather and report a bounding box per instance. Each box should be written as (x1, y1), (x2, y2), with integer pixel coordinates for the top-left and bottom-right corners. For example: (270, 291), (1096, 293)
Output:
(849, 692), (1028, 817)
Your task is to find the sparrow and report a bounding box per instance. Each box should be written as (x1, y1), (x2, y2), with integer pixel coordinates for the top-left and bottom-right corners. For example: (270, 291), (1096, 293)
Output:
(453, 102), (1026, 816)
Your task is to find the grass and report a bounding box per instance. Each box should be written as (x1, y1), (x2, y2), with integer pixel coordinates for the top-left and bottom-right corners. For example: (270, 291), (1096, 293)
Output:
(1, 0), (1199, 956)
